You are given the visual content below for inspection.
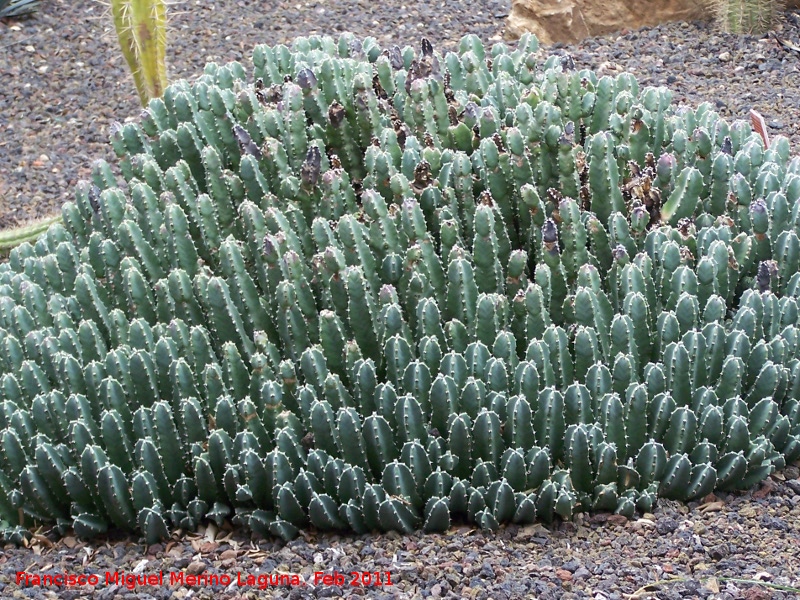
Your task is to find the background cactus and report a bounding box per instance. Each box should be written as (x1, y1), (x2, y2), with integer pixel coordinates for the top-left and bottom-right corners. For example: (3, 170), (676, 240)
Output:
(710, 0), (786, 34)
(0, 0), (39, 18)
(1, 32), (800, 544)
(0, 216), (62, 255)
(110, 0), (168, 106)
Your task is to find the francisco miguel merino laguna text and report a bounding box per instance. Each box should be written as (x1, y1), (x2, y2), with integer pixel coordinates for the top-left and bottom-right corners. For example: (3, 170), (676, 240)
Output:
(16, 570), (305, 590)
(16, 570), (395, 589)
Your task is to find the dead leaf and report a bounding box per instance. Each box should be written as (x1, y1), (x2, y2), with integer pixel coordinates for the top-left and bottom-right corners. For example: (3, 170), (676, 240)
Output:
(62, 537), (78, 549)
(698, 501), (725, 513)
(216, 531), (233, 543)
(752, 482), (774, 499)
(750, 109), (770, 149)
(519, 523), (548, 536)
(33, 534), (54, 549)
(771, 32), (800, 56)
(607, 514), (628, 526)
(623, 582), (662, 599)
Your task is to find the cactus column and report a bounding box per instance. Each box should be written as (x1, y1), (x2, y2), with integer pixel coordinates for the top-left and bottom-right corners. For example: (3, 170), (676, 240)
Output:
(111, 0), (168, 106)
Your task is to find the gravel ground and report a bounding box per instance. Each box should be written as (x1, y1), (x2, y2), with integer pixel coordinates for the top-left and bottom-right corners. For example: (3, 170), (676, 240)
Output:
(3, 2), (800, 599)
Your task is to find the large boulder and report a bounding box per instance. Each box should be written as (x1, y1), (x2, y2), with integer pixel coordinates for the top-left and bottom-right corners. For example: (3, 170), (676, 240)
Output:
(506, 0), (800, 44)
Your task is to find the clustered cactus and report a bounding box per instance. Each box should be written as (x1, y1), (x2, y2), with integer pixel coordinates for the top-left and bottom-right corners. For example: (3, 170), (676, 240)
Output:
(111, 0), (169, 107)
(1, 33), (800, 545)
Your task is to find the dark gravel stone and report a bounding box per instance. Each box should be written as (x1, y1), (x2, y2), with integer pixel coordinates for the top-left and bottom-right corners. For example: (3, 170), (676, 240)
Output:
(656, 517), (680, 535)
(574, 567), (591, 579)
(479, 562), (495, 578)
(317, 585), (344, 597)
(708, 543), (729, 559)
(761, 516), (790, 530)
(787, 480), (800, 495)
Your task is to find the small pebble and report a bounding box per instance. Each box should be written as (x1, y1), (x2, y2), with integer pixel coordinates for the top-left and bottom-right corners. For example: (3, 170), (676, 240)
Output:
(186, 560), (206, 576)
(574, 567), (591, 579)
(555, 568), (573, 582)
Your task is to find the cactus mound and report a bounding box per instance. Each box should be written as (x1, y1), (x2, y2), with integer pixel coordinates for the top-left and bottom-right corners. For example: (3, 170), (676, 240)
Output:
(1, 33), (800, 544)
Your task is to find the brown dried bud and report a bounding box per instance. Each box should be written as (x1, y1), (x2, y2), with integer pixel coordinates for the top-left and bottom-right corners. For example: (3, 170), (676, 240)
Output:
(328, 101), (346, 127)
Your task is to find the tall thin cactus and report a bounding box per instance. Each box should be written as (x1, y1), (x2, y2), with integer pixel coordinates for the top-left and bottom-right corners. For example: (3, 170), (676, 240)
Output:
(711, 0), (786, 34)
(110, 0), (168, 106)
(0, 0), (40, 18)
(0, 215), (61, 255)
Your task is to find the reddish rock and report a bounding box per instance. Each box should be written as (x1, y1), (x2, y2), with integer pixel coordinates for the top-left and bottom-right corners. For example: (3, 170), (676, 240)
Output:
(219, 549), (239, 561)
(555, 568), (573, 582)
(506, 0), (800, 44)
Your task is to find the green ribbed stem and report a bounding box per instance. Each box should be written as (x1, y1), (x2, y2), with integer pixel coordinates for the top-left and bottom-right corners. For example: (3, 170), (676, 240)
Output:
(110, 0), (168, 106)
(713, 0), (785, 34)
(0, 215), (61, 252)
